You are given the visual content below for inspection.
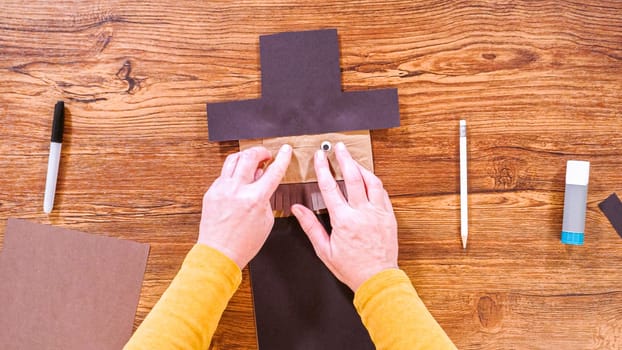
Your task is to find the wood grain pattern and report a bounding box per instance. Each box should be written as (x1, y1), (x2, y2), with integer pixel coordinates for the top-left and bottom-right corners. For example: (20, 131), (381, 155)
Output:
(1, 1), (621, 349)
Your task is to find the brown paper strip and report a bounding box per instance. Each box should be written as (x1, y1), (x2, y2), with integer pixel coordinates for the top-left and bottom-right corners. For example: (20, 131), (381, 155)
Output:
(240, 130), (373, 184)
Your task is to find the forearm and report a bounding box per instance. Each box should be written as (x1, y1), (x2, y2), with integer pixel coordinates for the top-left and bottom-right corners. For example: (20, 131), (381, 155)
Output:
(124, 244), (242, 350)
(354, 269), (457, 350)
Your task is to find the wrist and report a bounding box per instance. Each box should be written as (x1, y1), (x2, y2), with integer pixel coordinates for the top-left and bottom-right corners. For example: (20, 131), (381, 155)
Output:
(197, 239), (246, 269)
(351, 264), (398, 292)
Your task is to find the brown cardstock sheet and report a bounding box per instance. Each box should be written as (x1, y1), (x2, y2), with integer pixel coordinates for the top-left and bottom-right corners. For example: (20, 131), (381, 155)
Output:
(0, 218), (150, 350)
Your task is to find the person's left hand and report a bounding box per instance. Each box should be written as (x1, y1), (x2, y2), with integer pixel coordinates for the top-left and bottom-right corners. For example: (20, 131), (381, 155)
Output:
(198, 145), (292, 268)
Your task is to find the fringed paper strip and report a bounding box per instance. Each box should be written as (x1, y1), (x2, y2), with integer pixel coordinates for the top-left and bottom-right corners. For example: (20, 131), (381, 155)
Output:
(271, 181), (347, 217)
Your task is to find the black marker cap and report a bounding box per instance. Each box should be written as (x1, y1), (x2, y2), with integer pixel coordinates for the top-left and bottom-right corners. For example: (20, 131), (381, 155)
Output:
(51, 101), (64, 143)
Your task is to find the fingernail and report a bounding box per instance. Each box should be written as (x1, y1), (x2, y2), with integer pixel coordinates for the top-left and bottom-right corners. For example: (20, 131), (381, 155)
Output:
(316, 149), (325, 160)
(291, 205), (300, 216)
(280, 144), (291, 153)
(336, 142), (346, 151)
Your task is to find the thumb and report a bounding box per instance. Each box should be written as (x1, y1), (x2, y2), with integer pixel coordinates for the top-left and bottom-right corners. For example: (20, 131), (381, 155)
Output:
(291, 204), (331, 262)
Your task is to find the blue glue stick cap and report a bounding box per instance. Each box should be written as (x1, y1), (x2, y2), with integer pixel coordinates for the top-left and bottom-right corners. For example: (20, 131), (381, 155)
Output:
(561, 231), (584, 245)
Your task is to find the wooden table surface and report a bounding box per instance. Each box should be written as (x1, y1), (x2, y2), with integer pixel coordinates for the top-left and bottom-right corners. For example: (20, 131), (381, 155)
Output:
(1, 1), (621, 349)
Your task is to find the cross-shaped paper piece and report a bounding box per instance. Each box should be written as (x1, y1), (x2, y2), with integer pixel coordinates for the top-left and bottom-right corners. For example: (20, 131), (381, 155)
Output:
(207, 29), (399, 141)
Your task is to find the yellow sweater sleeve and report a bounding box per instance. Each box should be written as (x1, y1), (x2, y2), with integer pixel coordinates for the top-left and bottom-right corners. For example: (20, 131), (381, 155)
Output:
(124, 244), (242, 350)
(354, 269), (457, 350)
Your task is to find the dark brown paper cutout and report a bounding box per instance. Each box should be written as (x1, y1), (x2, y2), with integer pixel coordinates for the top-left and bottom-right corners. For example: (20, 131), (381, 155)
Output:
(249, 214), (374, 349)
(599, 193), (622, 239)
(206, 29), (400, 141)
(207, 29), (400, 350)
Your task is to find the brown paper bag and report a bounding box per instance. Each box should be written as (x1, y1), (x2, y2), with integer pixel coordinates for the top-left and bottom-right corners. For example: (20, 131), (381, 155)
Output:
(240, 130), (373, 216)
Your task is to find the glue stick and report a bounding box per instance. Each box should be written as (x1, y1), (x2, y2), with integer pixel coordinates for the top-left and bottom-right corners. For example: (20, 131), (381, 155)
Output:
(561, 160), (590, 245)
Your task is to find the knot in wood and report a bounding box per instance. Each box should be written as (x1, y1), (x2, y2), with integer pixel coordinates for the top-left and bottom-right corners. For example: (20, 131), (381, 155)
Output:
(116, 60), (144, 95)
(477, 295), (503, 329)
(491, 157), (520, 189)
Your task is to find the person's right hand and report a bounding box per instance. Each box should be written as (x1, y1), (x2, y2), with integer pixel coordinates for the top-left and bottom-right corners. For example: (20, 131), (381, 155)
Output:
(291, 142), (398, 292)
(198, 145), (292, 269)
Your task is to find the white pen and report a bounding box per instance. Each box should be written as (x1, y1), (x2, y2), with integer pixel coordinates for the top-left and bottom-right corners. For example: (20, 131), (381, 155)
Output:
(459, 120), (468, 249)
(43, 101), (64, 214)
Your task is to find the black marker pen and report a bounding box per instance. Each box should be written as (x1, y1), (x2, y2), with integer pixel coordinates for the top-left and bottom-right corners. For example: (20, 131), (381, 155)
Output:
(43, 101), (64, 214)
